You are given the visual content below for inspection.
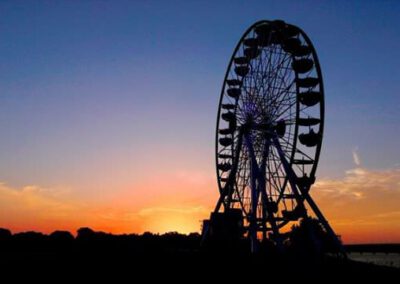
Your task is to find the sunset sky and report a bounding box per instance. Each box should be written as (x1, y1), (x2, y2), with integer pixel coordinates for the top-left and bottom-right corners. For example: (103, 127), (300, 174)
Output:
(1, 1), (399, 244)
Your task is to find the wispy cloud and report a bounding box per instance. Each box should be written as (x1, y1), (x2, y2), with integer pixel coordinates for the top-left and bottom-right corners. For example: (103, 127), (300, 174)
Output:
(312, 166), (400, 243)
(352, 147), (361, 166)
(0, 182), (84, 232)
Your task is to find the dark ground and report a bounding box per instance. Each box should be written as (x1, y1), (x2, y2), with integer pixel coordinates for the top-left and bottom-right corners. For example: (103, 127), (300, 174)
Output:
(1, 228), (399, 281)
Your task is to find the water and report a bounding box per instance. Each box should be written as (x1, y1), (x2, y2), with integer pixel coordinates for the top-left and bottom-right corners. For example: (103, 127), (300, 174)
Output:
(348, 252), (400, 268)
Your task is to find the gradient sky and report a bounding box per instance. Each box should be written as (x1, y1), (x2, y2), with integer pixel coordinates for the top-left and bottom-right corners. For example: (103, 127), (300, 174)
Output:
(1, 1), (399, 243)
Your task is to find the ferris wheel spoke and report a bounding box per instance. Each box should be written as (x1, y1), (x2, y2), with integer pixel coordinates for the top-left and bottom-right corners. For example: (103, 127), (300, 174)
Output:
(266, 81), (295, 112)
(236, 148), (248, 184)
(271, 81), (296, 116)
(277, 111), (297, 124)
(259, 47), (289, 110)
(271, 54), (291, 86)
(266, 152), (283, 197)
(268, 147), (288, 195)
(270, 134), (304, 206)
(278, 135), (315, 161)
(263, 47), (276, 106)
(252, 47), (282, 113)
(272, 98), (297, 120)
(272, 86), (297, 116)
(267, 55), (293, 109)
(264, 52), (291, 109)
(272, 142), (305, 173)
(237, 144), (251, 206)
(270, 60), (297, 109)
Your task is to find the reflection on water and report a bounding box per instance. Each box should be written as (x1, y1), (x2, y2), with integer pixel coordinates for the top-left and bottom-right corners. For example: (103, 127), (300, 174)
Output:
(348, 252), (400, 268)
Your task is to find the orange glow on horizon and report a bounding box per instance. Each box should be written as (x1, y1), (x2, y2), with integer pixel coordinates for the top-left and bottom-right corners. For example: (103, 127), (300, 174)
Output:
(1, 166), (400, 243)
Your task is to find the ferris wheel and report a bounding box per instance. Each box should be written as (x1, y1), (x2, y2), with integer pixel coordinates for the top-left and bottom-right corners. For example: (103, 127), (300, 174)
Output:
(210, 20), (341, 252)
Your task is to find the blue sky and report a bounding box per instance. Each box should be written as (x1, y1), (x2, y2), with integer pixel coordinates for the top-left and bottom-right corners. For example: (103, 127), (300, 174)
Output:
(0, 1), (400, 238)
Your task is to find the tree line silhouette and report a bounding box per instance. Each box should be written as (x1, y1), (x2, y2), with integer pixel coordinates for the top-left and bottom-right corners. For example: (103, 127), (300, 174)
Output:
(0, 227), (202, 255)
(1, 219), (399, 280)
(1, 218), (399, 255)
(0, 216), (367, 267)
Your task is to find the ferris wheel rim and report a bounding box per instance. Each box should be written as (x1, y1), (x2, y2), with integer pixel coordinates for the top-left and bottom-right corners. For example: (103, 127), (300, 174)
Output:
(215, 20), (325, 230)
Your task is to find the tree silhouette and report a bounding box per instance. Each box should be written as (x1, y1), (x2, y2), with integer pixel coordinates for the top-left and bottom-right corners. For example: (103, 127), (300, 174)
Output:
(0, 228), (11, 241)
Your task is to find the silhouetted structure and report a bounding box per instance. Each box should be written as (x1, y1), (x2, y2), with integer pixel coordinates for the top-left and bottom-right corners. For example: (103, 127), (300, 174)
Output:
(0, 227), (398, 280)
(203, 19), (344, 256)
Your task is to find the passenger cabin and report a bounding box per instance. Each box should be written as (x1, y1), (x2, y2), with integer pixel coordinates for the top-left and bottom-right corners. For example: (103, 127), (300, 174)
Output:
(227, 88), (241, 99)
(299, 129), (320, 147)
(234, 57), (249, 65)
(219, 137), (233, 147)
(235, 66), (249, 77)
(292, 58), (314, 73)
(244, 47), (260, 59)
(296, 174), (316, 189)
(222, 111), (235, 122)
(217, 163), (231, 172)
(298, 91), (321, 107)
(298, 117), (321, 126)
(296, 77), (319, 88)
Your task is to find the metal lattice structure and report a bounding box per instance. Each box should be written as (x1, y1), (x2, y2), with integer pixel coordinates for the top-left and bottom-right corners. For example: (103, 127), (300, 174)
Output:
(208, 20), (342, 253)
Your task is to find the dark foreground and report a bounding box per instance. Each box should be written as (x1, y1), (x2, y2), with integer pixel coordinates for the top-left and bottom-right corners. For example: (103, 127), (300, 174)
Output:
(1, 229), (399, 281)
